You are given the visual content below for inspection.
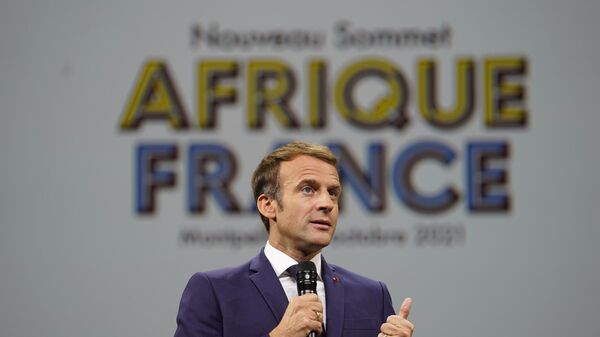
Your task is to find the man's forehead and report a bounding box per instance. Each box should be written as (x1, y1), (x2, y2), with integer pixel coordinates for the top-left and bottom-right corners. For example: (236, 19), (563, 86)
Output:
(279, 155), (339, 182)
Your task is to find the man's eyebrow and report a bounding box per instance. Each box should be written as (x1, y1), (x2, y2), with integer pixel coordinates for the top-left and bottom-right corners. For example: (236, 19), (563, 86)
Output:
(329, 185), (341, 191)
(295, 178), (341, 190)
(297, 178), (319, 187)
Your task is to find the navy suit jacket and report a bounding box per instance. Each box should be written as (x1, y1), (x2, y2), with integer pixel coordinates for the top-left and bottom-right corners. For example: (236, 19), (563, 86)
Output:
(174, 249), (395, 337)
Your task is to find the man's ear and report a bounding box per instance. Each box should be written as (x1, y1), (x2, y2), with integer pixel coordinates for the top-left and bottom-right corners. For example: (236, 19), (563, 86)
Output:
(256, 194), (277, 220)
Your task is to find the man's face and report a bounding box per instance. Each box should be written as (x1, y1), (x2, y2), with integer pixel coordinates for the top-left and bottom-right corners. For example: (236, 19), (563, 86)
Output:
(267, 155), (341, 259)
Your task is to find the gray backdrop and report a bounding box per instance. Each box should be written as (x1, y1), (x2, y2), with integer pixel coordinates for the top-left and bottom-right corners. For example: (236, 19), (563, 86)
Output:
(1, 1), (599, 337)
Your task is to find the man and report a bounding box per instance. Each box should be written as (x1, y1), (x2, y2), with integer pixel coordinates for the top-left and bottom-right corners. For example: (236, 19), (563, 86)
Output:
(174, 141), (414, 337)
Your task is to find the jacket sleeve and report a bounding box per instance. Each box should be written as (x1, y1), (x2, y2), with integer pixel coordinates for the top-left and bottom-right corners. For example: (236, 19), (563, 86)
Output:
(174, 273), (223, 337)
(174, 272), (272, 337)
(380, 281), (396, 320)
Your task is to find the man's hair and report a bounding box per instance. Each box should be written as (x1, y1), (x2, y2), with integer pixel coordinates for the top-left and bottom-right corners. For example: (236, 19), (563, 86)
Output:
(251, 141), (338, 232)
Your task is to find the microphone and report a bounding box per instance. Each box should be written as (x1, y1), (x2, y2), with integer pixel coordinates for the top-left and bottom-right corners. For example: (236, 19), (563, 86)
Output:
(295, 261), (318, 337)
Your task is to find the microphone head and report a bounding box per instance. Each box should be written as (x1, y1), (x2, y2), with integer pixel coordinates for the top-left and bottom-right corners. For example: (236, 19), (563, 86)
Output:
(296, 261), (317, 295)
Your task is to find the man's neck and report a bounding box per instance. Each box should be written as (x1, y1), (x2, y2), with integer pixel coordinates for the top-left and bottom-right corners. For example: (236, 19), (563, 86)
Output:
(264, 241), (322, 280)
(267, 239), (321, 262)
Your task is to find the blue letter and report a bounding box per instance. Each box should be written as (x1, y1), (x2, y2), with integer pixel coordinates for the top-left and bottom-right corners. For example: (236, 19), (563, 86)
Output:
(467, 141), (510, 212)
(188, 143), (240, 213)
(329, 142), (386, 212)
(392, 141), (458, 213)
(136, 143), (177, 214)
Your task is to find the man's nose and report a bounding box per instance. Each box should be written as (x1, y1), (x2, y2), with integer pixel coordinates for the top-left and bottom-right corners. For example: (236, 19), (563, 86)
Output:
(317, 191), (335, 212)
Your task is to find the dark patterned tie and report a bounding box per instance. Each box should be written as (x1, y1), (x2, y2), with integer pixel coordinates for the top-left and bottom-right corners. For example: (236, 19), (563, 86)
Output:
(286, 264), (299, 281)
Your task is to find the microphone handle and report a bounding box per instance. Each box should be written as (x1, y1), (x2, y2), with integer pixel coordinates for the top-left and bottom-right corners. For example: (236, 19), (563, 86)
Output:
(299, 289), (316, 295)
(300, 289), (317, 337)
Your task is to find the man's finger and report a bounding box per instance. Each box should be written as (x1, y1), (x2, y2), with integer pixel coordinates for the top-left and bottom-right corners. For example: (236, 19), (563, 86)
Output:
(399, 297), (413, 319)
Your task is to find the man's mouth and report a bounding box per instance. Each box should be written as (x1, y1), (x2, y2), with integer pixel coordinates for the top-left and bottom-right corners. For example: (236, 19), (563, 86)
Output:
(310, 219), (331, 227)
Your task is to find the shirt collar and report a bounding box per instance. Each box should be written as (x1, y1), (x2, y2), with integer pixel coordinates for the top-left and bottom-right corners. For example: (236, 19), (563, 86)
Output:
(264, 241), (323, 281)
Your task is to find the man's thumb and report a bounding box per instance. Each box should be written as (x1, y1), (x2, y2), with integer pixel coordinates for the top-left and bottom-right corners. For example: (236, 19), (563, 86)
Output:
(399, 297), (413, 319)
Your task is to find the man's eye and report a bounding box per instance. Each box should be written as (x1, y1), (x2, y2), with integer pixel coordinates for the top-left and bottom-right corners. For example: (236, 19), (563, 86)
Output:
(301, 186), (315, 193)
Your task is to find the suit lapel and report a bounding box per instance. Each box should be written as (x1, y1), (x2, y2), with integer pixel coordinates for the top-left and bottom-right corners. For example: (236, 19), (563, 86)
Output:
(249, 249), (289, 324)
(322, 257), (344, 337)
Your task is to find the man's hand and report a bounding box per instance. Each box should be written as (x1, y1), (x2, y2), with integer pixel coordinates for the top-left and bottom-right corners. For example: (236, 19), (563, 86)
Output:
(378, 297), (415, 337)
(269, 294), (324, 337)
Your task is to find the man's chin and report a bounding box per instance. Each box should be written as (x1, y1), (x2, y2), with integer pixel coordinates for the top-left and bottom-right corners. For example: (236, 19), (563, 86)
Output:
(310, 234), (334, 249)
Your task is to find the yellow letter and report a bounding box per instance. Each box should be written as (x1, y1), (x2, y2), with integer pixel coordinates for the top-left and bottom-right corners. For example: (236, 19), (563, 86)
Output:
(335, 58), (408, 129)
(120, 60), (189, 130)
(197, 60), (239, 129)
(418, 58), (475, 129)
(308, 59), (327, 128)
(484, 57), (528, 128)
(246, 59), (300, 129)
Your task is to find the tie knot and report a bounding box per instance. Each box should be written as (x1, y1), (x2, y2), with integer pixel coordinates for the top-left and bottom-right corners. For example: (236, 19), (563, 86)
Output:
(286, 264), (299, 279)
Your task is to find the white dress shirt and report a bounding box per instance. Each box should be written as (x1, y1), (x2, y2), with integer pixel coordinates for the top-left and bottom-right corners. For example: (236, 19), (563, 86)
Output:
(264, 241), (327, 327)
